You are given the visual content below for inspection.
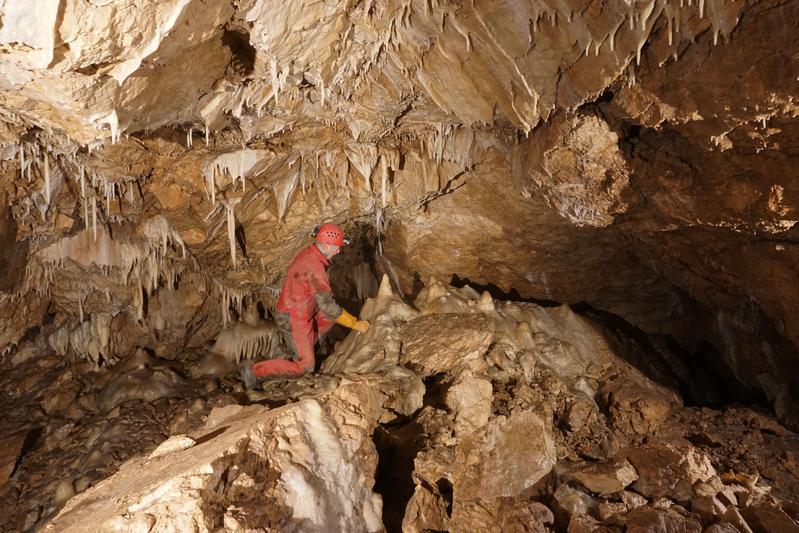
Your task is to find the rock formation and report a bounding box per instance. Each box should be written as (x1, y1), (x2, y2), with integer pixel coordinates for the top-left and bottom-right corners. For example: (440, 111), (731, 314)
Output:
(0, 0), (797, 531)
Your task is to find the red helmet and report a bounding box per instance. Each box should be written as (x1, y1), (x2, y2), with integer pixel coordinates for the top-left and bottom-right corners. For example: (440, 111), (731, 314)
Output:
(314, 223), (348, 246)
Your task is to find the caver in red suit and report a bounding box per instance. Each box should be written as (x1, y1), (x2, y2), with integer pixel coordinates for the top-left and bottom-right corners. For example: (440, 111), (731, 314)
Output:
(241, 223), (369, 386)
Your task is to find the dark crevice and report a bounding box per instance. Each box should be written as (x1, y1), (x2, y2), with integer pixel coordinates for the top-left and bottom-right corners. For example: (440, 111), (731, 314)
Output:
(572, 301), (762, 408)
(449, 274), (560, 307)
(222, 28), (256, 78)
(435, 478), (453, 517)
(11, 427), (43, 479)
(372, 422), (425, 533)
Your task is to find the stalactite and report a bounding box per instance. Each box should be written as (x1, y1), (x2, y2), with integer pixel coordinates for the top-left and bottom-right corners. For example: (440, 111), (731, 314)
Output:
(79, 165), (85, 201)
(92, 195), (97, 241)
(83, 189), (89, 227)
(78, 290), (84, 323)
(270, 57), (280, 105)
(43, 153), (51, 203)
(227, 203), (236, 267)
(18, 144), (24, 180)
(381, 156), (388, 208)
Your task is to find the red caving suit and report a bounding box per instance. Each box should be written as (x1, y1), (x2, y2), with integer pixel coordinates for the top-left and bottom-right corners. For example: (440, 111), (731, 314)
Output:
(251, 244), (341, 378)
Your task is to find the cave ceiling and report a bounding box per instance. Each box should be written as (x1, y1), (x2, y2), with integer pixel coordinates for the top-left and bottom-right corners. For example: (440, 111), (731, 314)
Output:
(0, 0), (798, 419)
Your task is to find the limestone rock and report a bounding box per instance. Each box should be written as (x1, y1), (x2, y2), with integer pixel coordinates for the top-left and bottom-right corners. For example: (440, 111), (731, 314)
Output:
(147, 435), (195, 459)
(721, 507), (755, 533)
(322, 275), (418, 374)
(400, 313), (494, 377)
(600, 370), (681, 436)
(552, 483), (601, 524)
(454, 410), (556, 501)
(622, 506), (702, 533)
(526, 112), (631, 227)
(691, 494), (727, 524)
(47, 384), (387, 532)
(0, 431), (28, 487)
(597, 501), (628, 522)
(569, 458), (640, 496)
(444, 370), (493, 437)
(566, 513), (616, 533)
(740, 501), (799, 533)
(450, 498), (555, 532)
(623, 442), (717, 502)
(402, 484), (450, 533)
(97, 366), (189, 413)
(705, 524), (745, 533)
(620, 490), (649, 510)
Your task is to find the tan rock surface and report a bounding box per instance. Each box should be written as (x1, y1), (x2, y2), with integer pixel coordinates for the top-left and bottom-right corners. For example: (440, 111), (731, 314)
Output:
(47, 388), (386, 532)
(569, 458), (639, 496)
(623, 442), (717, 502)
(400, 313), (494, 376)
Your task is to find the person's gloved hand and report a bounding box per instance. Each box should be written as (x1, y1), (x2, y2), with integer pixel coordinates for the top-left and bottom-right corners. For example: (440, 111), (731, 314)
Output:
(352, 319), (370, 333)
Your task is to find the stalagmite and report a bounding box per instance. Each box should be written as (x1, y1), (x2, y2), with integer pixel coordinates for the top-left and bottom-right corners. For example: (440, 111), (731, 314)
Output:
(204, 124), (209, 146)
(378, 273), (393, 297)
(186, 127), (192, 148)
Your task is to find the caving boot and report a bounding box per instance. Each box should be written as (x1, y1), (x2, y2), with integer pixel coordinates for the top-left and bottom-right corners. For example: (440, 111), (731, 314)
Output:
(240, 364), (262, 390)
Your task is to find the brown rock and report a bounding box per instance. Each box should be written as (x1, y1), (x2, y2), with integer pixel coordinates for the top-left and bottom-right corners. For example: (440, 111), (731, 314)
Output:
(402, 484), (449, 533)
(400, 313), (494, 377)
(444, 370), (493, 437)
(600, 371), (681, 436)
(623, 442), (717, 501)
(623, 506), (702, 533)
(692, 495), (728, 524)
(567, 513), (618, 533)
(553, 483), (600, 525)
(598, 501), (628, 522)
(525, 112), (631, 228)
(740, 501), (799, 533)
(0, 431), (28, 487)
(705, 523), (744, 533)
(621, 490), (649, 509)
(569, 458), (640, 496)
(721, 507), (755, 533)
(454, 410), (556, 501)
(449, 499), (555, 533)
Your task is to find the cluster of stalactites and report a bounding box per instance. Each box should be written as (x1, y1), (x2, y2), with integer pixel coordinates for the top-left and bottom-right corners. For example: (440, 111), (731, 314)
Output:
(210, 319), (282, 363)
(12, 139), (148, 244)
(32, 213), (189, 327)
